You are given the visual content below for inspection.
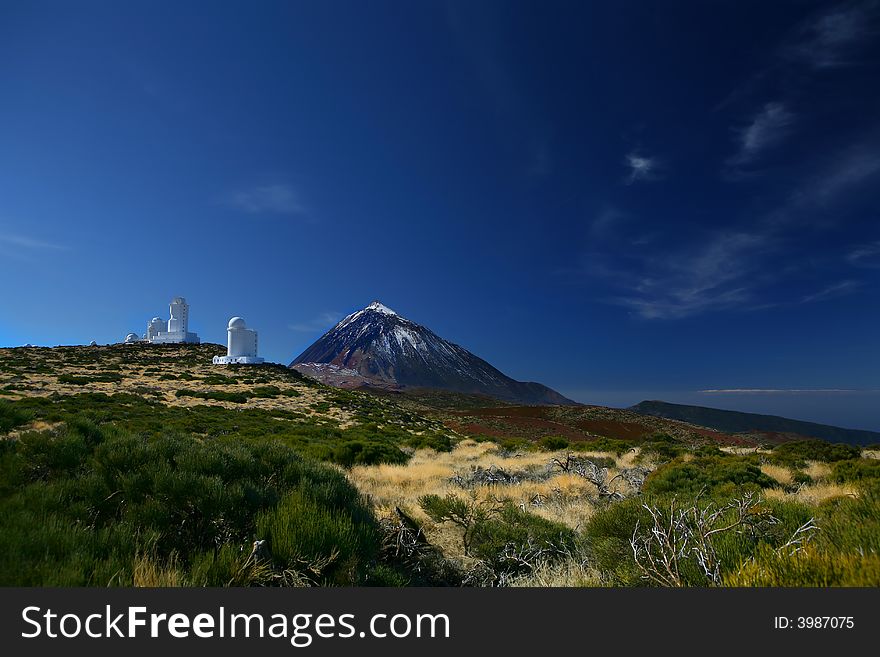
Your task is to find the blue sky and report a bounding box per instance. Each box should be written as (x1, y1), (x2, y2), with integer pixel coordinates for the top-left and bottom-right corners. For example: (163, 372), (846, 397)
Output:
(1, 1), (879, 429)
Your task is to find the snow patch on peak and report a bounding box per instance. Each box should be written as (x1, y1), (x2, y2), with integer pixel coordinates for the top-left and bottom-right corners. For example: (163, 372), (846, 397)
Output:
(366, 301), (397, 316)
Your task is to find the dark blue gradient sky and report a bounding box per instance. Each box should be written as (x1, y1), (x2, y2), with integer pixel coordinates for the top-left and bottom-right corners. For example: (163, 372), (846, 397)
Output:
(1, 1), (879, 428)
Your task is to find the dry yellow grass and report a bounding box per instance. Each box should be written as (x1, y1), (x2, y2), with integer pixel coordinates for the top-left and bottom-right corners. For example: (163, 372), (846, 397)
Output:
(0, 346), (361, 426)
(761, 464), (794, 486)
(721, 446), (767, 456)
(863, 450), (880, 460)
(133, 553), (183, 587)
(763, 481), (859, 505)
(348, 440), (627, 562)
(616, 448), (642, 468)
(803, 461), (832, 480)
(508, 556), (601, 587)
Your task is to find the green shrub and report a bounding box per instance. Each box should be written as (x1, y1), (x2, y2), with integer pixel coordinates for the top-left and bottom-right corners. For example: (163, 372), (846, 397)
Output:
(724, 545), (880, 586)
(816, 485), (880, 555)
(771, 440), (861, 468)
(638, 433), (686, 462)
(0, 400), (31, 433)
(538, 436), (569, 451)
(0, 424), (379, 586)
(831, 458), (880, 484)
(251, 386), (282, 398)
(57, 372), (122, 384)
(581, 496), (650, 585)
(583, 493), (814, 586)
(469, 503), (575, 571)
(573, 437), (633, 455)
(57, 374), (90, 385)
(644, 454), (775, 496)
(256, 489), (378, 585)
(325, 440), (408, 467)
(404, 432), (453, 452)
(175, 389), (250, 403)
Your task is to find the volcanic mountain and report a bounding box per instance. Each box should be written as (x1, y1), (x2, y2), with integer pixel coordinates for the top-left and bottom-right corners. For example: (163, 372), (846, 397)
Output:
(290, 301), (577, 405)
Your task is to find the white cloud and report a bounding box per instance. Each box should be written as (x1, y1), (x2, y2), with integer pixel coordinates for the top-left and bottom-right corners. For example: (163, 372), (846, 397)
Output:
(625, 151), (661, 184)
(288, 312), (341, 333)
(227, 183), (306, 215)
(700, 388), (874, 394)
(799, 279), (860, 304)
(605, 231), (770, 319)
(847, 241), (880, 268)
(589, 207), (626, 238)
(0, 232), (67, 250)
(788, 2), (878, 69)
(728, 102), (794, 168)
(802, 150), (880, 206)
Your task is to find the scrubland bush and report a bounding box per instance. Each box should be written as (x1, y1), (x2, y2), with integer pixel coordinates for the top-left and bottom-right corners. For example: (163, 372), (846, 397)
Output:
(0, 421), (378, 586)
(644, 453), (775, 496)
(538, 436), (570, 451)
(0, 399), (31, 433)
(583, 492), (813, 586)
(770, 440), (861, 468)
(419, 493), (575, 582)
(831, 458), (880, 484)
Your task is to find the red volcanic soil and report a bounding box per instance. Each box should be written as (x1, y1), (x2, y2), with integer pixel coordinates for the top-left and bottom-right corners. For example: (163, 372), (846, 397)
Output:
(574, 419), (653, 441)
(439, 404), (762, 446)
(447, 406), (594, 442)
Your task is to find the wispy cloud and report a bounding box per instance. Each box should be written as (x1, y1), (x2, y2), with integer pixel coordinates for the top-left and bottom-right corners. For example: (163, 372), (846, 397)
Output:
(847, 241), (880, 268)
(288, 312), (341, 333)
(727, 102), (794, 170)
(591, 134), (880, 320)
(761, 139), (880, 229)
(0, 232), (67, 250)
(797, 148), (880, 207)
(604, 231), (770, 319)
(226, 183), (306, 216)
(624, 151), (661, 184)
(700, 388), (877, 394)
(799, 280), (860, 304)
(589, 207), (627, 238)
(786, 1), (879, 69)
(0, 231), (69, 263)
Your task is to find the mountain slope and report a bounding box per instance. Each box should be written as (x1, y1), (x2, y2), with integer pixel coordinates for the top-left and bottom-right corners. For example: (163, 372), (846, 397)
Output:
(290, 301), (576, 406)
(629, 400), (880, 445)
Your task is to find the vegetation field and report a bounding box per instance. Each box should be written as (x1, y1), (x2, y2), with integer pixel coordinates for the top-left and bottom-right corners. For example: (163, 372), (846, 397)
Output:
(1, 344), (878, 586)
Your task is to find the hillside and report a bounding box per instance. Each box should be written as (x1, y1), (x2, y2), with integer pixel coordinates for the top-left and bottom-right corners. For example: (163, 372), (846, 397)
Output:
(0, 343), (454, 461)
(2, 344), (879, 587)
(630, 400), (880, 446)
(291, 301), (576, 406)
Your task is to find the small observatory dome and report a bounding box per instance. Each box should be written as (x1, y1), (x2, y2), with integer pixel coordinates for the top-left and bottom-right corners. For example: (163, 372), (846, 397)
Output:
(228, 317), (247, 329)
(151, 317), (163, 323)
(124, 333), (140, 343)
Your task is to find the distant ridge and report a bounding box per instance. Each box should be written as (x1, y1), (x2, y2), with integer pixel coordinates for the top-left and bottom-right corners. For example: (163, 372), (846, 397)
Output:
(290, 301), (577, 406)
(629, 400), (880, 445)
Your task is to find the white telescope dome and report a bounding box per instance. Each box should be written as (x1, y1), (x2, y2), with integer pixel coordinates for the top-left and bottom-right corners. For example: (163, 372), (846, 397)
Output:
(228, 316), (247, 329)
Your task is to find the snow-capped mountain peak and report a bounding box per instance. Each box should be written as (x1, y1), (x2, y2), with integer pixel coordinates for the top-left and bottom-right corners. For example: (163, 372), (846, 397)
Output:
(290, 301), (576, 406)
(366, 300), (397, 316)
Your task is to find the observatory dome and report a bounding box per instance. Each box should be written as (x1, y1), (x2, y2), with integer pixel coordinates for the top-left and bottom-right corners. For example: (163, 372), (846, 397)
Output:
(124, 333), (140, 343)
(151, 317), (163, 323)
(228, 317), (247, 329)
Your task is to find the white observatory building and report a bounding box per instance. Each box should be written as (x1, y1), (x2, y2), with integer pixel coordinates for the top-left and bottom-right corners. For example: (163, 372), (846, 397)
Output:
(213, 317), (264, 365)
(146, 297), (201, 344)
